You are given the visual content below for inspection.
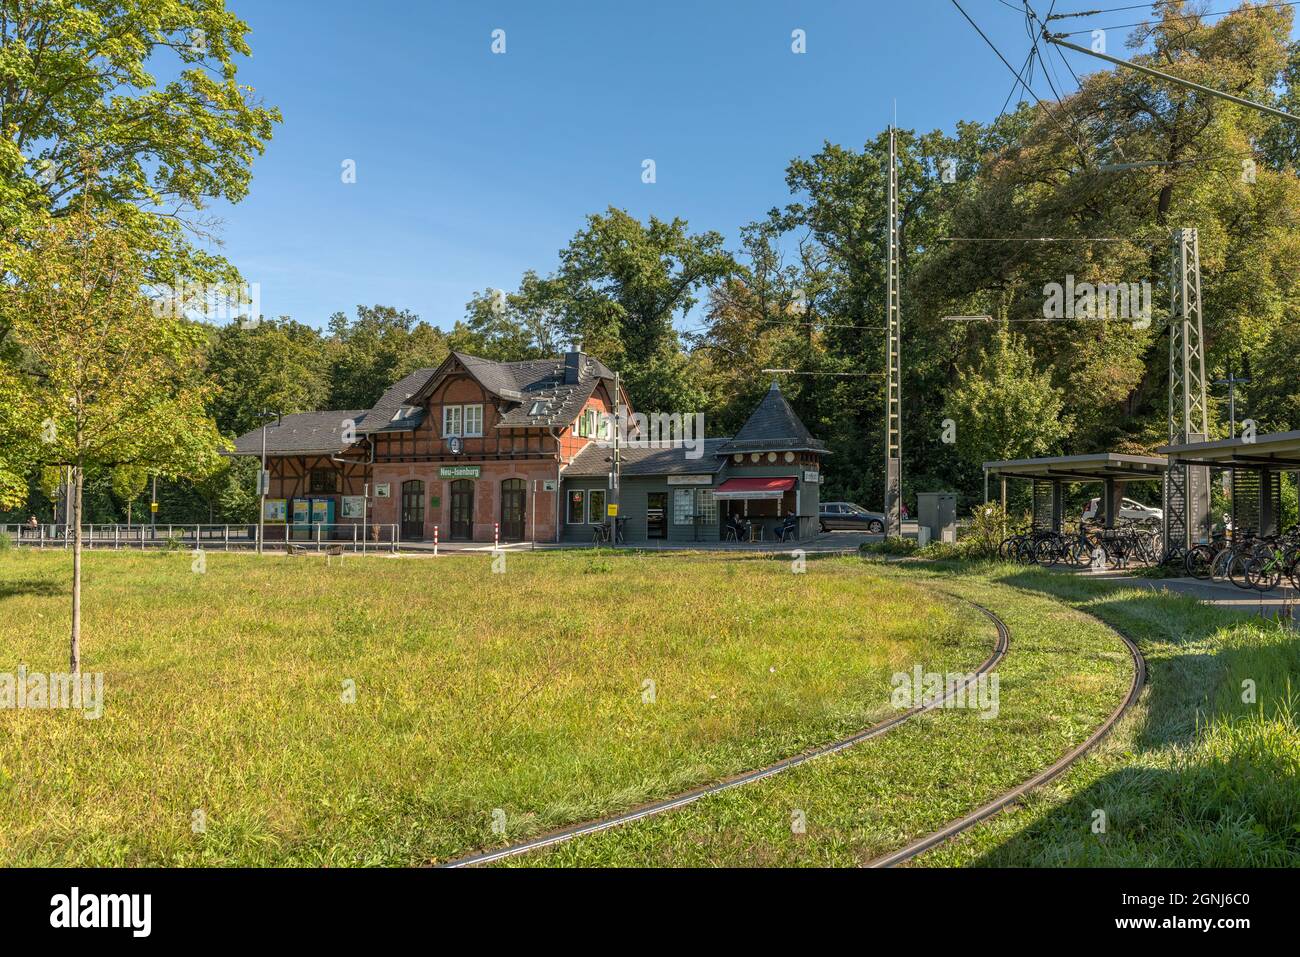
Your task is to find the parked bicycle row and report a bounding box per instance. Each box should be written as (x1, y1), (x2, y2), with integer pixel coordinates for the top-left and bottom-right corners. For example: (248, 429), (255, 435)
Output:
(999, 521), (1165, 569)
(1184, 525), (1300, 592)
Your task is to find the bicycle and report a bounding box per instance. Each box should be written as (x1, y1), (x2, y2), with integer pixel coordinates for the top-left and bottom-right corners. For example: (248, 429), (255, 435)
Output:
(1242, 527), (1300, 591)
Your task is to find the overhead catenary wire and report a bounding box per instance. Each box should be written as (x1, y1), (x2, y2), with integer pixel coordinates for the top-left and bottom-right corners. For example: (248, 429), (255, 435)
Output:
(1052, 0), (1299, 35)
(950, 0), (1095, 160)
(938, 235), (1151, 243)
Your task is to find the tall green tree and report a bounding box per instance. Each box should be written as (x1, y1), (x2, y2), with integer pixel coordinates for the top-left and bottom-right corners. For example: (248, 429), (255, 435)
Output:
(0, 0), (281, 289)
(945, 326), (1074, 471)
(326, 305), (448, 410)
(481, 208), (735, 412)
(206, 319), (331, 436)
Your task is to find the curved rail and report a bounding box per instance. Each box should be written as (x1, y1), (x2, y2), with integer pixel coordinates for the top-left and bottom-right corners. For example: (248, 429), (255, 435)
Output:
(441, 597), (1010, 868)
(866, 616), (1146, 867)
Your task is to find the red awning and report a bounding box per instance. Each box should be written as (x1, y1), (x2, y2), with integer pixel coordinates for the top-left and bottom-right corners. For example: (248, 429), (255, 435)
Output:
(712, 477), (797, 500)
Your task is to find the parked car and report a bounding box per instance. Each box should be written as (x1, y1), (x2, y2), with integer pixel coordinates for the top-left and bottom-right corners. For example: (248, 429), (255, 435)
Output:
(1082, 496), (1163, 525)
(819, 501), (886, 533)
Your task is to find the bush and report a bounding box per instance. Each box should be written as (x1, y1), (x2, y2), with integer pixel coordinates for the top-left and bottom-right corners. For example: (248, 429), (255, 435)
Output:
(0, 532), (11, 552)
(961, 502), (1010, 559)
(859, 537), (918, 557)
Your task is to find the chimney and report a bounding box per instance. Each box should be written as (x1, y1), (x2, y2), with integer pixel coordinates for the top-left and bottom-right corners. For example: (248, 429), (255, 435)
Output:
(563, 347), (584, 385)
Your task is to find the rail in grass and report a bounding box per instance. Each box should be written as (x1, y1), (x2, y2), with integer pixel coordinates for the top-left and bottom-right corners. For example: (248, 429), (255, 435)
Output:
(440, 595), (1011, 868)
(867, 614), (1146, 867)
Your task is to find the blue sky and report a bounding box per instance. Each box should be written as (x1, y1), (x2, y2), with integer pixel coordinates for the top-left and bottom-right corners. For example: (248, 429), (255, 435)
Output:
(204, 1), (1223, 332)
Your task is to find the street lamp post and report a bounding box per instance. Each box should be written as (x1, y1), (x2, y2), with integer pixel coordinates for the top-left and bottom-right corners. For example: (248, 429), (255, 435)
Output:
(257, 409), (280, 555)
(1213, 369), (1251, 438)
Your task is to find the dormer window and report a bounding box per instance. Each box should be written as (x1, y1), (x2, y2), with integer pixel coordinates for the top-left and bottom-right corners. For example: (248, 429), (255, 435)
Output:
(443, 404), (483, 437)
(463, 404), (483, 437)
(443, 405), (462, 437)
(530, 400), (545, 416)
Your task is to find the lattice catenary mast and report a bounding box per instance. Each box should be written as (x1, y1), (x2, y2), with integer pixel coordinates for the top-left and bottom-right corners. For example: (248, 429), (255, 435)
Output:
(884, 126), (902, 537)
(1164, 227), (1211, 554)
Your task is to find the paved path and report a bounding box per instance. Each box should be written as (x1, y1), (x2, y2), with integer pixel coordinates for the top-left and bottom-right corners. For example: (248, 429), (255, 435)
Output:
(395, 529), (890, 556)
(1073, 568), (1298, 622)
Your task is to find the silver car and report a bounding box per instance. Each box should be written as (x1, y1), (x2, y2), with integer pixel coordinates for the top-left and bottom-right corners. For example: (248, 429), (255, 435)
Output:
(819, 501), (886, 533)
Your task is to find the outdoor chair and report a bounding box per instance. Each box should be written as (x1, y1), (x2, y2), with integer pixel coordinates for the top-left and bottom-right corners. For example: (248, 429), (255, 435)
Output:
(776, 517), (800, 543)
(326, 544), (345, 566)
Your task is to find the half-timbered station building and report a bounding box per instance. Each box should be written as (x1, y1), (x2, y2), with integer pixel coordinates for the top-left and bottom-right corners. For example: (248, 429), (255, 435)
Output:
(232, 349), (827, 545)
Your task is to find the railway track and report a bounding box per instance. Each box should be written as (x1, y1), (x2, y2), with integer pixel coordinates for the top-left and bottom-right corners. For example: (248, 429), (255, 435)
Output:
(440, 595), (1010, 868)
(866, 618), (1146, 867)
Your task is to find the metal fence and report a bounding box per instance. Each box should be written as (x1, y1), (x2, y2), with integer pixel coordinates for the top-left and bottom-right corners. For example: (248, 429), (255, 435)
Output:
(0, 523), (402, 553)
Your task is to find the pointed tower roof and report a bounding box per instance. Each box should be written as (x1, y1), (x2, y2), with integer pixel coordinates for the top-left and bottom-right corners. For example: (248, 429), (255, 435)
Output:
(719, 382), (829, 456)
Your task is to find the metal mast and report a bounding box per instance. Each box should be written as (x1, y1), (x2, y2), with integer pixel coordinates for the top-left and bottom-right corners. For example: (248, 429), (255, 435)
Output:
(1164, 227), (1210, 554)
(884, 125), (902, 537)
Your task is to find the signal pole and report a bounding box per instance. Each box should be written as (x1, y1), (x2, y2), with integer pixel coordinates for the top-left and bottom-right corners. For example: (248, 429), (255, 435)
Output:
(884, 125), (902, 537)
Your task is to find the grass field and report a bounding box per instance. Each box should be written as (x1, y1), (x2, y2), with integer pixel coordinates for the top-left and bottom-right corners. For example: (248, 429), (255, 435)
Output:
(510, 564), (1135, 866)
(0, 548), (992, 866)
(511, 563), (1298, 867)
(921, 568), (1300, 866)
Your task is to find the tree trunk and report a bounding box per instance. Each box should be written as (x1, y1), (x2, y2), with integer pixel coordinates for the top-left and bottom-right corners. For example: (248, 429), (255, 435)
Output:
(70, 465), (83, 675)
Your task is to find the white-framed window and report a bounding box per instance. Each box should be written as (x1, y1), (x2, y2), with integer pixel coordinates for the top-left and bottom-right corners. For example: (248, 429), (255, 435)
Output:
(588, 489), (607, 524)
(674, 488), (717, 525)
(567, 489), (585, 524)
(463, 404), (483, 437)
(442, 405), (462, 437)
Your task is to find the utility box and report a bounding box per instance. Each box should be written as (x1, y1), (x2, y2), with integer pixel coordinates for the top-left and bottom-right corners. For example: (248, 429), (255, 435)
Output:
(918, 492), (958, 544)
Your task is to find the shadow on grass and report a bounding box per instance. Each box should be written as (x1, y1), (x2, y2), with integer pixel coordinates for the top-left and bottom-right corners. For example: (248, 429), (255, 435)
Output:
(0, 578), (64, 601)
(960, 565), (1300, 866)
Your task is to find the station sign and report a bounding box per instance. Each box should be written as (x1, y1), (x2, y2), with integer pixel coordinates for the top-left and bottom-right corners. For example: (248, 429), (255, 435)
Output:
(439, 466), (481, 479)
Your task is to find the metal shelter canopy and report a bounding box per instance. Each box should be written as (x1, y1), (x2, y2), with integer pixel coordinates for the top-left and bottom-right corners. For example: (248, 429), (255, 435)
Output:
(1160, 430), (1300, 470)
(1160, 431), (1300, 538)
(983, 452), (1168, 484)
(983, 453), (1169, 532)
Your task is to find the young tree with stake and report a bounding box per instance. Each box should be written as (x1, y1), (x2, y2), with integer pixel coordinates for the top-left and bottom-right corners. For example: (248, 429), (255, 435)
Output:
(0, 202), (226, 673)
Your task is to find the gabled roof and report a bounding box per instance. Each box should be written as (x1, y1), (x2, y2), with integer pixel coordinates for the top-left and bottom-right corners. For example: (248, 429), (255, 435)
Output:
(408, 350), (618, 430)
(565, 438), (731, 477)
(356, 367), (438, 434)
(718, 383), (828, 455)
(230, 411), (368, 456)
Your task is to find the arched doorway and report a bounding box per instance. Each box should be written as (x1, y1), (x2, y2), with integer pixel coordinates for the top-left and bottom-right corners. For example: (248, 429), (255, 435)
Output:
(500, 478), (526, 541)
(401, 480), (425, 541)
(450, 479), (474, 540)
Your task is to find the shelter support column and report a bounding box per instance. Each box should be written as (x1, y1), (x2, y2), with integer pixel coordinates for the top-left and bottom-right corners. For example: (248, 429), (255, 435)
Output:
(1051, 480), (1064, 533)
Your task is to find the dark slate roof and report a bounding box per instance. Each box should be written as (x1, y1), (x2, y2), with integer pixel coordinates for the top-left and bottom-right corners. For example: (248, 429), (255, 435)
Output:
(425, 351), (617, 430)
(231, 411), (368, 456)
(565, 438), (731, 478)
(718, 382), (829, 455)
(356, 367), (438, 434)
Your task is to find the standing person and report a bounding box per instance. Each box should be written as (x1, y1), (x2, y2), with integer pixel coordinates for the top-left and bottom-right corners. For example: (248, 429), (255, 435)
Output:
(900, 502), (909, 523)
(26, 515), (38, 540)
